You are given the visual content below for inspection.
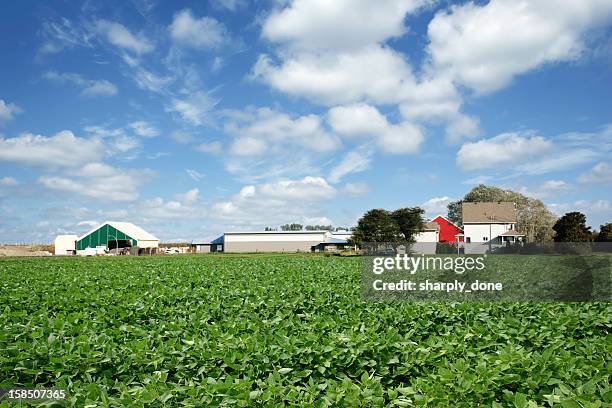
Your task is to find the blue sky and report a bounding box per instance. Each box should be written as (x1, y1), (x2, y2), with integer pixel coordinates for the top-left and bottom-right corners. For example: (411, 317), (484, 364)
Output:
(0, 0), (611, 243)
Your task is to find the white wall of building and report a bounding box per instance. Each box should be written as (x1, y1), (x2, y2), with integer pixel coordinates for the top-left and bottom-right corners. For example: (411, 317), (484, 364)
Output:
(415, 230), (439, 243)
(136, 239), (159, 249)
(224, 232), (329, 243)
(463, 223), (514, 243)
(54, 235), (77, 255)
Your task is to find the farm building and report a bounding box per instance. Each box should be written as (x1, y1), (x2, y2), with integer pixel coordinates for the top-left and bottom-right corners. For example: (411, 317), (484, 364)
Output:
(75, 221), (159, 254)
(431, 215), (463, 242)
(208, 230), (352, 253)
(54, 235), (78, 255)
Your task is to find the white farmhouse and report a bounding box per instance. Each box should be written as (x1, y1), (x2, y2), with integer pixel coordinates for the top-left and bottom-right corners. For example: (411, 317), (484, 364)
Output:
(461, 202), (525, 250)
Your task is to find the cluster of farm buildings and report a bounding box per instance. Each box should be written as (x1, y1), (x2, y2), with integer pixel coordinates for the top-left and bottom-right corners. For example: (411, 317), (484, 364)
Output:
(54, 202), (524, 255)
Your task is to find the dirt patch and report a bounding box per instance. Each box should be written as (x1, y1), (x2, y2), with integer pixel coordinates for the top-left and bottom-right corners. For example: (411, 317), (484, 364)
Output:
(0, 245), (53, 257)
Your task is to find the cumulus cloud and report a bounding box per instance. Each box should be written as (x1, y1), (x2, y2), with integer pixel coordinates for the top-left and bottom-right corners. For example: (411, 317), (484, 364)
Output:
(0, 130), (104, 168)
(0, 99), (22, 123)
(262, 0), (427, 51)
(457, 132), (553, 171)
(38, 162), (152, 201)
(577, 162), (612, 184)
(328, 103), (424, 154)
(212, 176), (336, 225)
(427, 0), (612, 93)
(224, 107), (340, 156)
(95, 20), (153, 54)
(252, 46), (416, 106)
(129, 121), (159, 137)
(44, 71), (118, 96)
(0, 176), (18, 186)
(421, 196), (452, 217)
(169, 9), (227, 49)
(138, 188), (205, 220)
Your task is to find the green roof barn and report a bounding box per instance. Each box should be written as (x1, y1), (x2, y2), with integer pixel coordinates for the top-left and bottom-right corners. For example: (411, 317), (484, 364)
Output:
(76, 221), (159, 251)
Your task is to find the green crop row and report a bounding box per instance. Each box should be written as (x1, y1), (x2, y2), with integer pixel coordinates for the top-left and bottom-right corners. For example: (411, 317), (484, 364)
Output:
(0, 254), (610, 407)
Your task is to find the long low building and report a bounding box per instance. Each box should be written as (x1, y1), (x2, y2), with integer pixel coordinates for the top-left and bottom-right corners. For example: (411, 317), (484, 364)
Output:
(203, 230), (353, 253)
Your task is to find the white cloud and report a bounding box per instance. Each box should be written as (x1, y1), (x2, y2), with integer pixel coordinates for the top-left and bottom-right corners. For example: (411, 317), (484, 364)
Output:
(129, 121), (159, 138)
(186, 169), (205, 181)
(0, 130), (104, 168)
(516, 149), (598, 175)
(252, 46), (416, 106)
(95, 20), (153, 54)
(212, 0), (246, 11)
(328, 103), (424, 154)
(342, 182), (369, 197)
(427, 0), (612, 93)
(224, 107), (340, 156)
(138, 189), (205, 220)
(262, 0), (427, 51)
(577, 162), (612, 184)
(44, 71), (118, 97)
(421, 196), (451, 217)
(83, 125), (140, 155)
(170, 130), (194, 144)
(176, 187), (200, 203)
(0, 176), (18, 186)
(212, 176), (336, 225)
(38, 17), (93, 54)
(540, 180), (570, 192)
(230, 136), (267, 156)
(167, 91), (217, 126)
(38, 163), (151, 201)
(196, 141), (222, 154)
(328, 148), (371, 183)
(457, 132), (553, 171)
(0, 99), (22, 123)
(169, 9), (227, 49)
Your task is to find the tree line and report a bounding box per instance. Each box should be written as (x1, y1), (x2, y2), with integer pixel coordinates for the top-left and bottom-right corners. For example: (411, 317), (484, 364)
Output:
(348, 184), (611, 244)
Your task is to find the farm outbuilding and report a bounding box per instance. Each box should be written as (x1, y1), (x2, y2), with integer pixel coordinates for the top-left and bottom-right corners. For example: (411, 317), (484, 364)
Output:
(216, 230), (352, 253)
(54, 235), (78, 255)
(76, 221), (159, 254)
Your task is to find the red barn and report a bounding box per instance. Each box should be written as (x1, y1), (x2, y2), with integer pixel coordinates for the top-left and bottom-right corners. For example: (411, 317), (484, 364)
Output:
(431, 215), (463, 242)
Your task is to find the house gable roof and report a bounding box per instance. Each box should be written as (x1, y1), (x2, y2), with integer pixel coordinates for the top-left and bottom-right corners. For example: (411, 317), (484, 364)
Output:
(462, 202), (517, 223)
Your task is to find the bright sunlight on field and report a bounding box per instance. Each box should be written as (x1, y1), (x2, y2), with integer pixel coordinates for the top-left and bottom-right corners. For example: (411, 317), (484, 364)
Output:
(1, 254), (610, 407)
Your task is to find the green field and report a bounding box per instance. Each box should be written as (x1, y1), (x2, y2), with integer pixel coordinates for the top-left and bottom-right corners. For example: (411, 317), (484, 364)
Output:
(1, 254), (610, 407)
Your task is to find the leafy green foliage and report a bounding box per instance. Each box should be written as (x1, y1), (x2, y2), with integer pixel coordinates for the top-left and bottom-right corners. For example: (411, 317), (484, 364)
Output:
(596, 223), (612, 242)
(0, 255), (610, 407)
(448, 184), (557, 242)
(350, 207), (424, 247)
(553, 212), (592, 242)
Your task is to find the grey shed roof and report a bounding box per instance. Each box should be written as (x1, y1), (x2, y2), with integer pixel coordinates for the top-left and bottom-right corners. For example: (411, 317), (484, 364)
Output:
(462, 202), (517, 223)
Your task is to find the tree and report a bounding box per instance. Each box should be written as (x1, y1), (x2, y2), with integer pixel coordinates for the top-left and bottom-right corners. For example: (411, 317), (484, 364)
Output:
(304, 225), (333, 231)
(595, 223), (612, 242)
(392, 207), (425, 244)
(280, 223), (303, 231)
(349, 207), (425, 247)
(552, 212), (591, 242)
(447, 184), (557, 242)
(349, 209), (402, 246)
